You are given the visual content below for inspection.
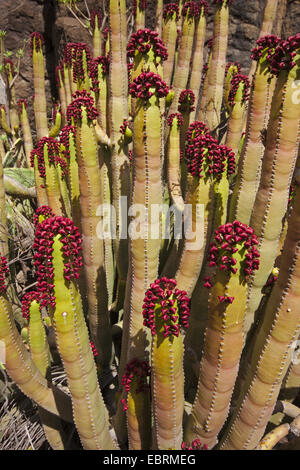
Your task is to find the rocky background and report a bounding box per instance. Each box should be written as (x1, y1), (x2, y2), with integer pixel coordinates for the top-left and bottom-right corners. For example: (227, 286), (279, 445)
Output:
(0, 0), (299, 118)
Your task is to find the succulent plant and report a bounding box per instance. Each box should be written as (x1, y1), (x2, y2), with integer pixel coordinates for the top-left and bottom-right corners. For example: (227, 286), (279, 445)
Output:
(0, 0), (299, 453)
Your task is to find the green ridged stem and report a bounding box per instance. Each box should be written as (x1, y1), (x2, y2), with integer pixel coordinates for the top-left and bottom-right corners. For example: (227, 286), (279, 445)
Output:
(108, 0), (130, 308)
(0, 293), (73, 423)
(224, 82), (249, 159)
(197, 45), (212, 122)
(248, 0), (279, 82)
(167, 115), (184, 211)
(32, 153), (48, 207)
(75, 106), (112, 371)
(49, 110), (62, 138)
(92, 16), (102, 58)
(185, 223), (258, 449)
(50, 235), (117, 450)
(188, 9), (207, 122)
(0, 106), (12, 136)
(168, 7), (196, 115)
(220, 188), (300, 450)
(32, 35), (48, 140)
(18, 102), (33, 167)
(244, 49), (300, 338)
(223, 63), (240, 116)
(229, 48), (277, 225)
(135, 1), (146, 31)
(119, 90), (163, 383)
(28, 299), (66, 450)
(43, 143), (65, 217)
(203, 2), (230, 132)
(162, 8), (178, 87)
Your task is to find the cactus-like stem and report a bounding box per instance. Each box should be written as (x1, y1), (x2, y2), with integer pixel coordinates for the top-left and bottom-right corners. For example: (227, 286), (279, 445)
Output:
(121, 358), (151, 449)
(143, 278), (190, 449)
(34, 217), (117, 450)
(162, 3), (180, 87)
(223, 62), (241, 115)
(229, 35), (280, 225)
(67, 91), (112, 370)
(196, 38), (213, 122)
(31, 137), (66, 216)
(49, 107), (62, 138)
(188, 1), (209, 122)
(59, 125), (81, 230)
(184, 221), (260, 449)
(91, 10), (103, 58)
(0, 257), (73, 423)
(119, 72), (168, 381)
(55, 65), (67, 124)
(134, 0), (146, 31)
(0, 105), (12, 136)
(220, 186), (300, 450)
(224, 74), (250, 158)
(167, 112), (184, 211)
(17, 100), (33, 167)
(244, 34), (300, 337)
(203, 1), (231, 133)
(30, 33), (48, 140)
(248, 0), (279, 81)
(108, 0), (130, 298)
(168, 2), (198, 115)
(175, 129), (227, 296)
(23, 292), (66, 450)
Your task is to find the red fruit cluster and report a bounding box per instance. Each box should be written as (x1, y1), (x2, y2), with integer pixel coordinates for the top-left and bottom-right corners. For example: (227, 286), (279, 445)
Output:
(225, 61), (241, 76)
(186, 121), (209, 142)
(163, 3), (180, 21)
(59, 124), (77, 160)
(30, 32), (44, 53)
(208, 221), (260, 278)
(268, 33), (300, 76)
(33, 217), (83, 307)
(64, 43), (92, 83)
(129, 71), (169, 101)
(30, 137), (61, 178)
(178, 89), (195, 113)
(182, 1), (201, 19)
(33, 206), (55, 229)
(228, 74), (250, 106)
(181, 439), (208, 450)
(21, 291), (42, 320)
(167, 112), (184, 127)
(90, 340), (98, 357)
(17, 99), (28, 114)
(90, 9), (103, 31)
(121, 358), (150, 411)
(127, 29), (168, 61)
(89, 55), (110, 93)
(142, 277), (190, 338)
(67, 90), (99, 124)
(185, 133), (220, 178)
(120, 119), (131, 135)
(250, 34), (281, 63)
(0, 257), (9, 295)
(218, 144), (236, 178)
